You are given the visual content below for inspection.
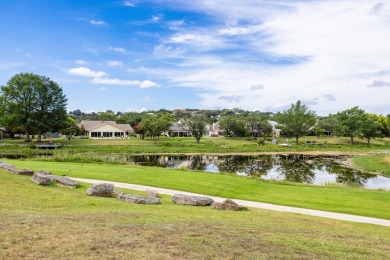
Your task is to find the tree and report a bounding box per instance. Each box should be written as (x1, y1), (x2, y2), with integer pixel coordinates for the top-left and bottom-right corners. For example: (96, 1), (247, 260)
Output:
(359, 114), (382, 145)
(140, 113), (174, 143)
(61, 117), (81, 144)
(0, 73), (67, 142)
(334, 107), (365, 144)
(219, 115), (245, 137)
(183, 115), (207, 143)
(34, 76), (67, 142)
(275, 100), (316, 144)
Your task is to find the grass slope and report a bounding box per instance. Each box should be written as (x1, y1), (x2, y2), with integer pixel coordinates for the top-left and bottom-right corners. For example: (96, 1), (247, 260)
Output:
(1, 171), (389, 259)
(3, 159), (390, 220)
(353, 155), (390, 176)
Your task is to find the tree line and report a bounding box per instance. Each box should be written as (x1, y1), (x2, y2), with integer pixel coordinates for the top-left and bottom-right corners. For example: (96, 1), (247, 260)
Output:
(1, 73), (389, 144)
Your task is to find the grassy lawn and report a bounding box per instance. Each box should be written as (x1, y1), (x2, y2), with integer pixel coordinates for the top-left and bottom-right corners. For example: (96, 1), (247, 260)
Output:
(1, 171), (389, 259)
(3, 159), (390, 220)
(1, 136), (389, 157)
(353, 155), (390, 177)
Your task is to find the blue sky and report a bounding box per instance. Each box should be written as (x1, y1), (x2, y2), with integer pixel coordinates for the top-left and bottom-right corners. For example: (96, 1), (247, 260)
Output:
(1, 0), (389, 115)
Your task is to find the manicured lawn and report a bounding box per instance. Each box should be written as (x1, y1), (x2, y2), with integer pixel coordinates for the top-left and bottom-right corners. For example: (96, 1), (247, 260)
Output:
(1, 136), (389, 157)
(3, 159), (390, 220)
(353, 155), (390, 177)
(1, 171), (389, 259)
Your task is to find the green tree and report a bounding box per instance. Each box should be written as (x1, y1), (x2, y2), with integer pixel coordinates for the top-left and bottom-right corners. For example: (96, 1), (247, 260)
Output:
(219, 115), (245, 137)
(183, 114), (207, 143)
(61, 117), (81, 144)
(334, 107), (365, 144)
(275, 100), (316, 144)
(140, 113), (174, 143)
(360, 114), (382, 145)
(0, 73), (67, 142)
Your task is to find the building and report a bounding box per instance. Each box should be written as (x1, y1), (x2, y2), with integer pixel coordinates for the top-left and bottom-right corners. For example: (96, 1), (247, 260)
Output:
(169, 122), (191, 137)
(79, 121), (134, 139)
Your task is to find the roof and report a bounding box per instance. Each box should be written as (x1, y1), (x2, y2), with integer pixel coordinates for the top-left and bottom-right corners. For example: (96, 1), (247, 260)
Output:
(169, 123), (188, 132)
(80, 121), (133, 132)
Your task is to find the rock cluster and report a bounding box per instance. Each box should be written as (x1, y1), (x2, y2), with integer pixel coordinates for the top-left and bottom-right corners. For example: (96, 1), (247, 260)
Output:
(211, 199), (247, 211)
(32, 172), (52, 185)
(86, 183), (114, 197)
(172, 194), (214, 206)
(118, 193), (160, 204)
(0, 162), (34, 175)
(51, 176), (80, 188)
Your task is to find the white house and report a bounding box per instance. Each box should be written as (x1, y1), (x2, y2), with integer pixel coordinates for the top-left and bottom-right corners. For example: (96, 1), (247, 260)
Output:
(79, 121), (134, 139)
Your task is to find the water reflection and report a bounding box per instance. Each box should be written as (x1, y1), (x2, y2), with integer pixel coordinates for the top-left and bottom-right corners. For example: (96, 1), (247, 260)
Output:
(111, 154), (390, 190)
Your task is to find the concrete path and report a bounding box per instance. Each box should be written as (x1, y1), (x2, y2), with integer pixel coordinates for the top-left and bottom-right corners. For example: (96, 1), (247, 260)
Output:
(72, 177), (390, 227)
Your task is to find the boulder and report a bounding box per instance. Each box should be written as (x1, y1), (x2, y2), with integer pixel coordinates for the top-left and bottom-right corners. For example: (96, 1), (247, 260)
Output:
(51, 176), (80, 188)
(32, 172), (53, 185)
(211, 199), (247, 211)
(16, 169), (34, 176)
(146, 189), (159, 198)
(171, 194), (214, 206)
(87, 183), (114, 197)
(37, 170), (52, 175)
(118, 194), (160, 204)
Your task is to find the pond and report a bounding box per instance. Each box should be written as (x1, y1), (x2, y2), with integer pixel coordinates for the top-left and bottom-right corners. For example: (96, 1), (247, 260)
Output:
(109, 154), (390, 190)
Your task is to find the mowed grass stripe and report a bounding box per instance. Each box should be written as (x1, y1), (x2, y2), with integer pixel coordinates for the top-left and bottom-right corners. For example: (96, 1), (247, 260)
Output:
(3, 159), (390, 220)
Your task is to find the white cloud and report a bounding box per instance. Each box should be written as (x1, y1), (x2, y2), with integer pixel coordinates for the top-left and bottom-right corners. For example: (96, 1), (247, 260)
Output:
(152, 15), (161, 22)
(108, 46), (127, 53)
(68, 67), (106, 78)
(149, 0), (390, 114)
(99, 86), (107, 91)
(106, 60), (123, 67)
(92, 77), (158, 88)
(67, 66), (158, 88)
(123, 1), (135, 7)
(90, 20), (107, 26)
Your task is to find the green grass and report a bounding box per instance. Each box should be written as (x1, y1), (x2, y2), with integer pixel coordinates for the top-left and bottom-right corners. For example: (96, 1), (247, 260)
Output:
(1, 136), (389, 158)
(353, 155), (390, 176)
(1, 171), (390, 259)
(3, 159), (390, 220)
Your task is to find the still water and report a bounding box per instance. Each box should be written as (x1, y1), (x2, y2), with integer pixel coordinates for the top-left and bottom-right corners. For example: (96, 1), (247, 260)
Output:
(110, 154), (390, 190)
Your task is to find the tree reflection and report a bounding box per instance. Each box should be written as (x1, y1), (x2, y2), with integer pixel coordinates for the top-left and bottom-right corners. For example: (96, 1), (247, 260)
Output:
(189, 156), (207, 171)
(275, 155), (315, 183)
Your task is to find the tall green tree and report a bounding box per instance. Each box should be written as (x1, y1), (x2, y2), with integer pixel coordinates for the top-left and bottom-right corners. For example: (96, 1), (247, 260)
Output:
(275, 100), (316, 144)
(334, 107), (365, 144)
(0, 73), (67, 142)
(219, 115), (246, 137)
(140, 113), (174, 143)
(360, 114), (382, 145)
(183, 114), (207, 143)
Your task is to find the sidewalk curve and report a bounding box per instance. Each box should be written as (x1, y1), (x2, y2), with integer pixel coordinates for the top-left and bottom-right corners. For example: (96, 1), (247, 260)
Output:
(72, 177), (390, 227)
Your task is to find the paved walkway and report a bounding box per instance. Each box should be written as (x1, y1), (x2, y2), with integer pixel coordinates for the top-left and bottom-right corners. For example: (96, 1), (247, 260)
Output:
(72, 177), (390, 227)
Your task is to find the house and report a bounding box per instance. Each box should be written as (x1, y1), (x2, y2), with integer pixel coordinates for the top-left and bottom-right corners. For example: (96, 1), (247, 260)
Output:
(79, 120), (134, 139)
(268, 120), (281, 138)
(169, 122), (191, 137)
(205, 123), (221, 136)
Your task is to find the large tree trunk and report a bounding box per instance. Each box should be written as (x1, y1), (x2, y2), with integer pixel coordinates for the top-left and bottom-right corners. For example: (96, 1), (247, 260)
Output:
(367, 138), (371, 145)
(24, 129), (30, 142)
(350, 135), (354, 144)
(295, 136), (299, 144)
(37, 129), (42, 143)
(196, 136), (201, 143)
